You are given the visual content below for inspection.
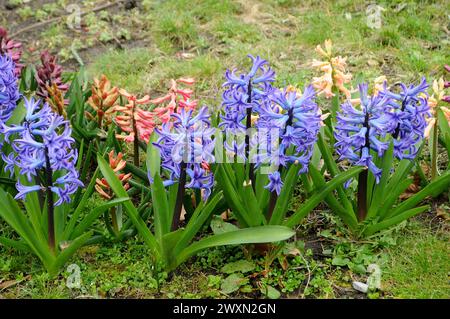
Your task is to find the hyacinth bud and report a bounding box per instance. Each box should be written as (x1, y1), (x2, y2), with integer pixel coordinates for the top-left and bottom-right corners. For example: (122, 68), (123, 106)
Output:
(95, 151), (131, 200)
(35, 51), (69, 99)
(0, 27), (23, 76)
(46, 83), (68, 118)
(86, 74), (119, 128)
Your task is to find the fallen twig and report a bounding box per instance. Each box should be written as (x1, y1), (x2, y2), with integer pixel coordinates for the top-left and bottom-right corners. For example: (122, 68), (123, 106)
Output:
(10, 0), (125, 38)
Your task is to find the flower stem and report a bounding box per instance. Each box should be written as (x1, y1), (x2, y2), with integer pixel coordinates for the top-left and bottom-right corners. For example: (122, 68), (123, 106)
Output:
(431, 121), (438, 180)
(357, 169), (368, 222)
(245, 80), (255, 189)
(44, 147), (55, 253)
(267, 109), (294, 221)
(110, 206), (119, 234)
(357, 111), (371, 222)
(131, 100), (139, 166)
(171, 161), (187, 231)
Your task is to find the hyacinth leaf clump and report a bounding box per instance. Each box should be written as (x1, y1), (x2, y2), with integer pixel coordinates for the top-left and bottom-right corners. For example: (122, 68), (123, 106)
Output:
(317, 80), (450, 236)
(0, 97), (114, 277)
(216, 56), (362, 229)
(97, 106), (295, 271)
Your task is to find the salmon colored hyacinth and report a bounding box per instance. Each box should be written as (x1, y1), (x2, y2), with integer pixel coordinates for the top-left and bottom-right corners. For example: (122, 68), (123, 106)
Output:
(311, 39), (352, 99)
(114, 89), (155, 143)
(424, 77), (450, 138)
(151, 77), (198, 123)
(86, 74), (119, 129)
(95, 151), (132, 200)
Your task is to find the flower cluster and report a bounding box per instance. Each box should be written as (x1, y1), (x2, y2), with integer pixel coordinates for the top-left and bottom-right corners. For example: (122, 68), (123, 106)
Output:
(96, 151), (132, 200)
(151, 77), (198, 123)
(46, 83), (69, 118)
(0, 53), (20, 128)
(1, 97), (82, 206)
(35, 51), (69, 99)
(220, 55), (275, 158)
(154, 107), (215, 199)
(424, 66), (450, 137)
(86, 74), (119, 129)
(114, 90), (155, 143)
(381, 77), (430, 160)
(311, 39), (352, 98)
(0, 27), (23, 76)
(334, 84), (391, 183)
(257, 85), (321, 194)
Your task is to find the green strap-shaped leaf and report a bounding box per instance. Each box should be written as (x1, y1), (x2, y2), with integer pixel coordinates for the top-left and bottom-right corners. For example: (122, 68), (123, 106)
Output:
(97, 154), (161, 259)
(317, 131), (354, 213)
(308, 165), (358, 230)
(216, 165), (252, 227)
(51, 231), (93, 277)
(70, 197), (129, 239)
(146, 132), (161, 179)
(173, 192), (222, 256)
(151, 173), (171, 240)
(269, 164), (300, 225)
(377, 178), (412, 220)
(285, 166), (363, 228)
(367, 141), (394, 218)
(174, 226), (295, 271)
(364, 205), (429, 236)
(384, 171), (450, 220)
(63, 168), (99, 240)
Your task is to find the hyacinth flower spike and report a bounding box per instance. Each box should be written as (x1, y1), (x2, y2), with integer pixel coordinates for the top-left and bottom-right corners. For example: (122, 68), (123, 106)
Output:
(257, 85), (321, 219)
(2, 97), (83, 251)
(334, 83), (391, 221)
(86, 74), (119, 129)
(380, 77), (430, 161)
(35, 50), (69, 100)
(222, 54), (275, 186)
(311, 39), (353, 118)
(153, 106), (215, 231)
(0, 53), (20, 130)
(114, 89), (153, 166)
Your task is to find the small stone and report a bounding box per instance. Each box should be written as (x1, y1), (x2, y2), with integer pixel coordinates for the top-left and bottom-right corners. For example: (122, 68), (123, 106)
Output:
(367, 59), (379, 67)
(352, 281), (369, 293)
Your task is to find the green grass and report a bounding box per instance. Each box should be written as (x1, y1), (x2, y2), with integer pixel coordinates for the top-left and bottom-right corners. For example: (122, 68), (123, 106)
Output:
(382, 221), (450, 299)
